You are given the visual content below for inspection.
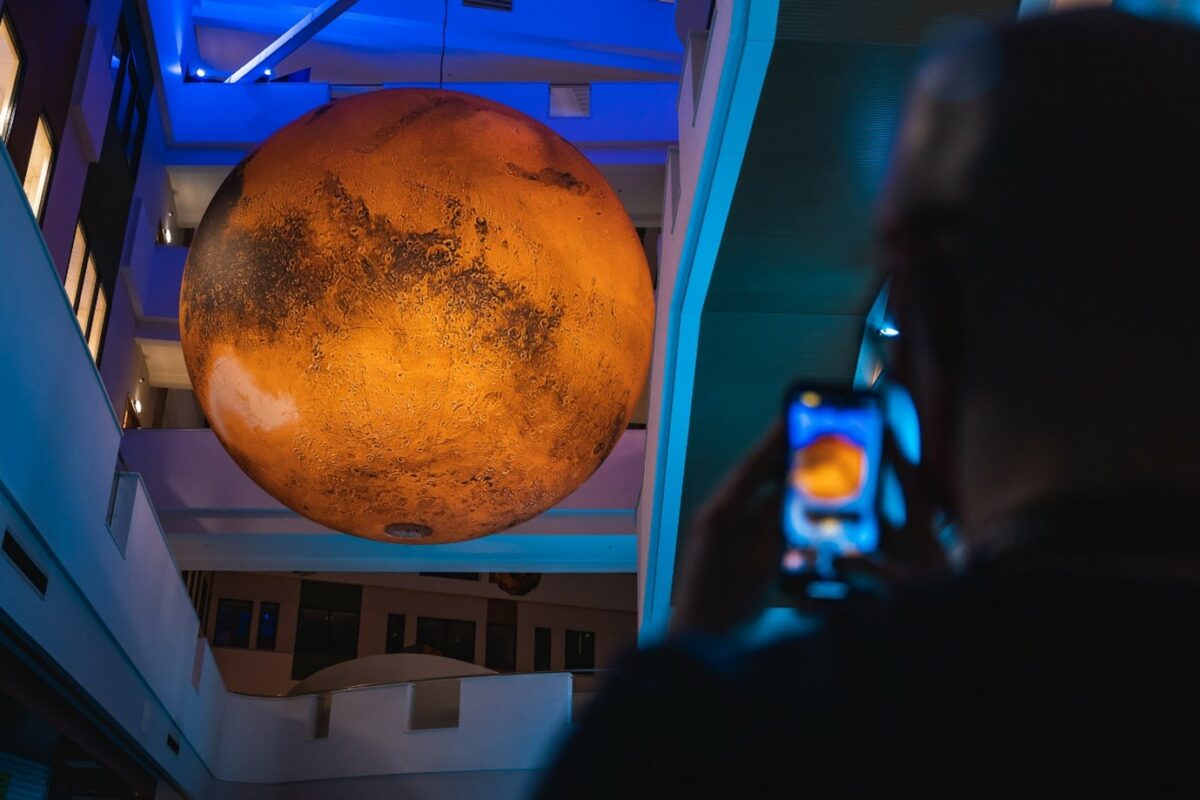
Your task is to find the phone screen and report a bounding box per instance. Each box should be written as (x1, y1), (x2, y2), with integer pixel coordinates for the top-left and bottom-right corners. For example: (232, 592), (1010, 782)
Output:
(781, 387), (883, 579)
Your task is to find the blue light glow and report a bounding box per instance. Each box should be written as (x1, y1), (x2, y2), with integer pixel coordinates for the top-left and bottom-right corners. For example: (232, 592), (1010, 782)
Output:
(879, 326), (900, 337)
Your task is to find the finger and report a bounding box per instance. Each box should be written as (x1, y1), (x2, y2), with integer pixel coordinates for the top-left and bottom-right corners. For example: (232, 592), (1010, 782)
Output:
(881, 425), (917, 492)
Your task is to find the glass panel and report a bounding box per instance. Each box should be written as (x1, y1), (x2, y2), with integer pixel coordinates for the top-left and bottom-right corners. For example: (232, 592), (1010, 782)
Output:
(213, 599), (253, 648)
(416, 617), (476, 663)
(485, 623), (516, 671)
(64, 224), (86, 310)
(564, 630), (595, 671)
(385, 613), (406, 654)
(0, 15), (19, 140)
(76, 256), (97, 335)
(256, 601), (279, 650)
(534, 627), (551, 671)
(88, 289), (107, 360)
(124, 100), (141, 164)
(110, 24), (126, 79)
(115, 60), (134, 137)
(22, 115), (53, 218)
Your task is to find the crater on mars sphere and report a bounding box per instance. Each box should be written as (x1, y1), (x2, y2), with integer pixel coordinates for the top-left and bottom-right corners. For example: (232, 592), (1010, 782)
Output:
(180, 89), (655, 544)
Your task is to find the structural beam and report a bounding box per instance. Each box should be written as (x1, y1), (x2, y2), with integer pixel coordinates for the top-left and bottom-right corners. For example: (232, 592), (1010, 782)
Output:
(225, 0), (359, 84)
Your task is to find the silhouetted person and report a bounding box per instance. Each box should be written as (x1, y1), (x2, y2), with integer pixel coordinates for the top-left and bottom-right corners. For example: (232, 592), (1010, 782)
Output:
(538, 9), (1200, 798)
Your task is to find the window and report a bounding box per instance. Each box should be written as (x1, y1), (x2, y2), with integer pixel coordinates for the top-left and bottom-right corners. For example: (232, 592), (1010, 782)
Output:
(534, 627), (551, 671)
(0, 12), (21, 141)
(64, 223), (108, 363)
(291, 580), (362, 680)
(416, 617), (476, 663)
(22, 114), (53, 219)
(385, 613), (407, 654)
(213, 599), (253, 648)
(485, 623), (516, 671)
(109, 20), (147, 171)
(256, 601), (279, 650)
(565, 630), (595, 671)
(419, 572), (479, 581)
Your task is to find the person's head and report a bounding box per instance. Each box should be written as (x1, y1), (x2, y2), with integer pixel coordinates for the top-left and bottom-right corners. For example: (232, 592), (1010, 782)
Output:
(878, 9), (1200, 540)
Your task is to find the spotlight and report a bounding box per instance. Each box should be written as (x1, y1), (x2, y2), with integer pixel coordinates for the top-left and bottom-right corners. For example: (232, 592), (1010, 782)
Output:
(264, 68), (273, 77)
(133, 398), (143, 414)
(195, 67), (206, 79)
(879, 326), (900, 338)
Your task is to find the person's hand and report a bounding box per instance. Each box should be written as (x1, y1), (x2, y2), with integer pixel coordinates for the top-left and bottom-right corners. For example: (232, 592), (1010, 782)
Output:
(670, 419), (950, 636)
(671, 421), (787, 635)
(834, 426), (948, 585)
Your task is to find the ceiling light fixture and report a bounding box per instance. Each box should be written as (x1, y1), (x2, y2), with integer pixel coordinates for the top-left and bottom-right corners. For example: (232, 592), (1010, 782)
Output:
(195, 67), (206, 78)
(879, 326), (900, 338)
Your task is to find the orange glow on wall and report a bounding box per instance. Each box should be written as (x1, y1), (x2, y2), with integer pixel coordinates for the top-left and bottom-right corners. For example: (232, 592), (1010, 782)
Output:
(180, 89), (654, 544)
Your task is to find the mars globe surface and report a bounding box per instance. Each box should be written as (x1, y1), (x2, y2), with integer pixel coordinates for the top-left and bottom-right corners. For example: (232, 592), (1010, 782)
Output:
(180, 89), (654, 544)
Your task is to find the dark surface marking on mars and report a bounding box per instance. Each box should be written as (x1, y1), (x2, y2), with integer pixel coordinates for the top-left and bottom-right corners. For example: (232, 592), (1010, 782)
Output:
(504, 162), (591, 195)
(353, 95), (453, 154)
(488, 298), (565, 364)
(186, 168), (564, 367)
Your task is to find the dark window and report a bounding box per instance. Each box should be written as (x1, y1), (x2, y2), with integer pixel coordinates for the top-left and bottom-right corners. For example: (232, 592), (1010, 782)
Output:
(109, 24), (126, 79)
(415, 617), (476, 663)
(1, 10), (25, 143)
(385, 613), (407, 654)
(3, 530), (47, 596)
(485, 623), (516, 671)
(534, 627), (551, 671)
(256, 602), (279, 650)
(213, 599), (253, 648)
(418, 572), (479, 581)
(108, 18), (146, 173)
(291, 580), (362, 680)
(565, 630), (595, 671)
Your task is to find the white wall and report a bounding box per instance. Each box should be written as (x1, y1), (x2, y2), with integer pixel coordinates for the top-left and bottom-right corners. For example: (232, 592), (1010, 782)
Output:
(214, 674), (571, 784)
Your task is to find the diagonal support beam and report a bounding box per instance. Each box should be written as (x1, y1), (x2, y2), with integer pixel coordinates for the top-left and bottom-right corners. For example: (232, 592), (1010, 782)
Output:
(225, 0), (360, 84)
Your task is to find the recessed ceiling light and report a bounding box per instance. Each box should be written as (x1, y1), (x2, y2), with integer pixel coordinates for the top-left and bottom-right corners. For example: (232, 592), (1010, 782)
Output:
(264, 68), (272, 77)
(879, 326), (900, 338)
(195, 67), (206, 78)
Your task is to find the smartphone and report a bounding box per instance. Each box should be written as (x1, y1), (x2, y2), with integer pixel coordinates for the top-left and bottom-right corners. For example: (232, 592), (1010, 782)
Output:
(780, 385), (884, 588)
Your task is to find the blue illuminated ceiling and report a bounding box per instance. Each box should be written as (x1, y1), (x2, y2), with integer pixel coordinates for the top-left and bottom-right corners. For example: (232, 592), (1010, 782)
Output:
(190, 0), (684, 82)
(145, 0), (683, 150)
(131, 0), (682, 574)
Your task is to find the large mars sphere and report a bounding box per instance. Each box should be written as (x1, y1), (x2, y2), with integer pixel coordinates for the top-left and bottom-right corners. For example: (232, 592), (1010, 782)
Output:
(180, 89), (654, 544)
